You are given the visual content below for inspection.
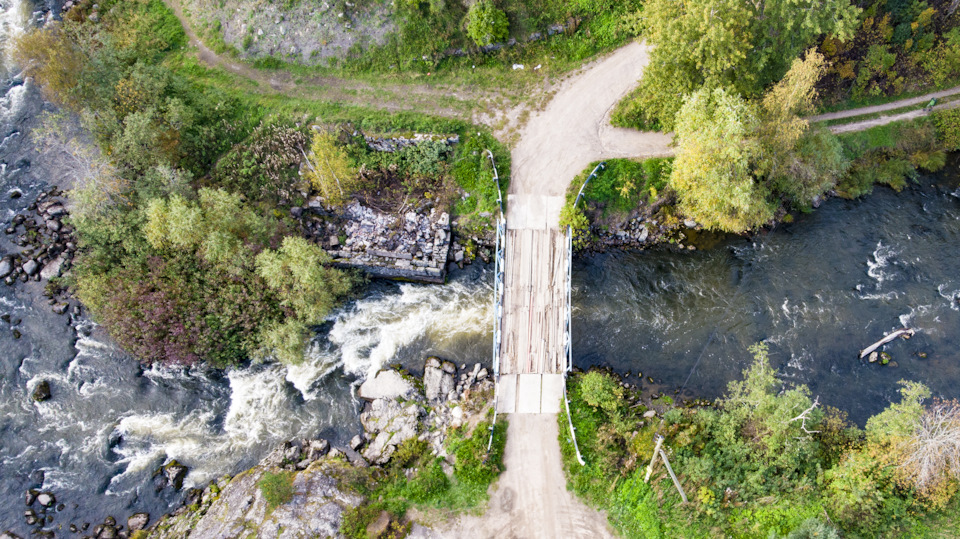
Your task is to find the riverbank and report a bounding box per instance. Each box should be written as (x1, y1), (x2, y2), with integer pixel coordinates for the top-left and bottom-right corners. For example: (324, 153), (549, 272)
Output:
(140, 360), (504, 538)
(560, 359), (960, 538)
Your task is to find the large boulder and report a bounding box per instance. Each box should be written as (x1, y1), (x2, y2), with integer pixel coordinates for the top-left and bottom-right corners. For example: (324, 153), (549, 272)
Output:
(151, 451), (362, 539)
(127, 513), (149, 531)
(423, 357), (456, 402)
(40, 256), (64, 281)
(360, 399), (423, 464)
(357, 370), (417, 401)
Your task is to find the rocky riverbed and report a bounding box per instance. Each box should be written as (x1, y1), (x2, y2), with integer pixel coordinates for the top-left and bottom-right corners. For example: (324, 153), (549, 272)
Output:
(142, 358), (494, 538)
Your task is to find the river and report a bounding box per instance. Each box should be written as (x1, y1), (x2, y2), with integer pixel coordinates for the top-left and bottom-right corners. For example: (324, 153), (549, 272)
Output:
(1, 0), (960, 533)
(574, 158), (960, 424)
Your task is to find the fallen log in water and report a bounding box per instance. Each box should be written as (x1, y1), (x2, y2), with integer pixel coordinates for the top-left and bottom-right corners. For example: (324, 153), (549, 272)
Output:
(859, 328), (916, 359)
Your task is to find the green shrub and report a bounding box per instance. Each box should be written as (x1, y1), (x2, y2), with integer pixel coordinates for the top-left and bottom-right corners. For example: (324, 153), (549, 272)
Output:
(451, 131), (510, 215)
(608, 471), (664, 539)
(402, 459), (450, 503)
(340, 502), (384, 539)
(452, 419), (507, 486)
(257, 470), (296, 512)
(578, 371), (624, 413)
(784, 517), (841, 539)
(559, 203), (589, 248)
(465, 1), (510, 47)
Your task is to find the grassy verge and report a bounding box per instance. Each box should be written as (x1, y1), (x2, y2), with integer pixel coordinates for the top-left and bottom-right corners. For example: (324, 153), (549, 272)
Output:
(833, 117), (948, 199)
(182, 0), (644, 97)
(167, 51), (511, 226)
(559, 158), (674, 246)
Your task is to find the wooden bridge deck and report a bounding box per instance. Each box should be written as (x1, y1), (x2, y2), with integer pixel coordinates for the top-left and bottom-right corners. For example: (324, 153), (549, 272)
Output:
(496, 195), (569, 414)
(500, 228), (567, 375)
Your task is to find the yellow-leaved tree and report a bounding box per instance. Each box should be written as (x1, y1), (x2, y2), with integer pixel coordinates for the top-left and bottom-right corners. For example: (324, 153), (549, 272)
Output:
(669, 88), (774, 232)
(302, 131), (359, 207)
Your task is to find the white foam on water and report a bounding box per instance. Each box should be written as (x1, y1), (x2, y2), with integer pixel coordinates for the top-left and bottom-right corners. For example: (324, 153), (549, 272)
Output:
(0, 0), (29, 74)
(867, 241), (900, 285)
(899, 304), (938, 335)
(293, 278), (493, 388)
(859, 291), (900, 301)
(938, 283), (960, 311)
(0, 81), (25, 123)
(111, 409), (218, 488)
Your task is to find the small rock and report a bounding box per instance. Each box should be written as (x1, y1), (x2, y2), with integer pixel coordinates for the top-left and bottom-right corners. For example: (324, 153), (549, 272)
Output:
(304, 439), (329, 461)
(349, 434), (364, 451)
(21, 259), (38, 276)
(161, 460), (188, 490)
(0, 258), (12, 278)
(52, 303), (68, 315)
(868, 351), (878, 363)
(25, 489), (37, 506)
(35, 492), (55, 507)
(643, 410), (657, 419)
(367, 511), (391, 538)
(31, 381), (51, 402)
(126, 513), (149, 531)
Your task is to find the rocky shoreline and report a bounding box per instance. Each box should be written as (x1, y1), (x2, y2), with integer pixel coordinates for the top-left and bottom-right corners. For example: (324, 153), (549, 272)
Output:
(141, 358), (495, 538)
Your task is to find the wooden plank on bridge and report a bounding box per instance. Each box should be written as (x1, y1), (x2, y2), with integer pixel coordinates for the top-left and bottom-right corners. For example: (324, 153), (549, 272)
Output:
(500, 228), (568, 376)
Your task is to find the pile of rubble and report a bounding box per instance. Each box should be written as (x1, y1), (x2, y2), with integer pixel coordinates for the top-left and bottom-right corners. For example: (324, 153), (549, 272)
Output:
(297, 202), (453, 283)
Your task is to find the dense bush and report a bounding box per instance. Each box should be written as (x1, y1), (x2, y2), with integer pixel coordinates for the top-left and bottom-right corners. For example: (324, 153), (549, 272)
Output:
(466, 1), (510, 47)
(933, 107), (960, 150)
(213, 121), (309, 203)
(12, 0), (365, 368)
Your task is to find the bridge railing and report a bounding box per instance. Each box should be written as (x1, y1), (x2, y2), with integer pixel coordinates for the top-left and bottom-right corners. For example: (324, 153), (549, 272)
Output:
(486, 150), (505, 453)
(563, 161), (605, 466)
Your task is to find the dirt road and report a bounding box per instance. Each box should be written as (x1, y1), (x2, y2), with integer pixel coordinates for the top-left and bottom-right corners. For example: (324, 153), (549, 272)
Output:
(809, 85), (960, 122)
(829, 98), (960, 133)
(507, 41), (672, 227)
(162, 0), (493, 118)
(444, 415), (614, 539)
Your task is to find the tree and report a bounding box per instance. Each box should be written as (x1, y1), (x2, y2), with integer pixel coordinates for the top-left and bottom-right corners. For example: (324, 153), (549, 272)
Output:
(143, 188), (275, 271)
(579, 371), (625, 413)
(633, 0), (860, 128)
(302, 131), (359, 207)
(669, 88), (774, 232)
(11, 24), (84, 106)
(757, 51), (849, 205)
(897, 400), (960, 506)
(866, 380), (930, 443)
(31, 112), (128, 230)
(466, 1), (510, 47)
(255, 236), (354, 324)
(254, 237), (354, 364)
(934, 108), (960, 151)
